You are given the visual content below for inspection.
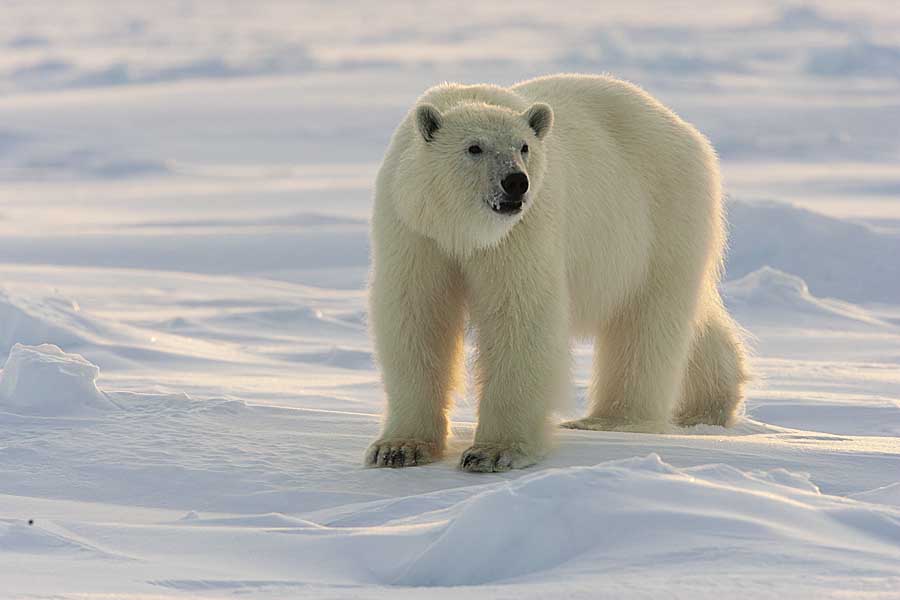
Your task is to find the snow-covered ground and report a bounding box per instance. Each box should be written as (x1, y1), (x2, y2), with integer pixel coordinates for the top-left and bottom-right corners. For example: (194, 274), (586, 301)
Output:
(2, 1), (900, 598)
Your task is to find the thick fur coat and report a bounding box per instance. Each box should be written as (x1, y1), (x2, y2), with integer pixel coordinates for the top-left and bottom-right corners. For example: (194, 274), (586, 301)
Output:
(366, 74), (747, 472)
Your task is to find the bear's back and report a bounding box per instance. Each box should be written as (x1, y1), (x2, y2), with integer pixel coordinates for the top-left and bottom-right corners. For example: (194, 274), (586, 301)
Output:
(512, 74), (708, 164)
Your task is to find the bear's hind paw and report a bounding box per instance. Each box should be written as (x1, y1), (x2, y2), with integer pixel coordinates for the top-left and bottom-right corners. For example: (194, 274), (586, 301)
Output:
(559, 417), (621, 431)
(560, 416), (670, 433)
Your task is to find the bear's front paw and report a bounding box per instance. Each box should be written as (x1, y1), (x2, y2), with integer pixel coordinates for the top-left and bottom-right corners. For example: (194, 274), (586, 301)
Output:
(364, 439), (440, 468)
(459, 443), (537, 473)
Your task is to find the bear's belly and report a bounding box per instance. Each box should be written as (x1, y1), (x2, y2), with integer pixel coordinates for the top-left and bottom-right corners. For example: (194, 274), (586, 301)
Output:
(563, 203), (653, 337)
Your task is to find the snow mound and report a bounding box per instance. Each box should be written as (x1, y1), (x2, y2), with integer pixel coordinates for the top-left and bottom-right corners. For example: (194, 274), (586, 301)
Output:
(727, 266), (812, 302)
(0, 344), (117, 416)
(727, 199), (900, 303)
(723, 267), (889, 329)
(384, 455), (900, 586)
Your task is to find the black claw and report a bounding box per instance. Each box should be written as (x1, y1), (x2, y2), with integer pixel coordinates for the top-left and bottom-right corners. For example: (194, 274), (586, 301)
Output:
(499, 452), (512, 470)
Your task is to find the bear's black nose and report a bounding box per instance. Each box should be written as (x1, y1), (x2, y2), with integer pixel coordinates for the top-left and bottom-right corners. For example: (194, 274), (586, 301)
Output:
(501, 172), (529, 198)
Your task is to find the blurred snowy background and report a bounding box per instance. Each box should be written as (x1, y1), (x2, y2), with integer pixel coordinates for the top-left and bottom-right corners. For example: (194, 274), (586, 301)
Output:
(1, 1), (899, 598)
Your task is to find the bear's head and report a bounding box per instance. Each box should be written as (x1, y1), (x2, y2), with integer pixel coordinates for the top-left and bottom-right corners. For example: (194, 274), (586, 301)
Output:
(394, 100), (554, 256)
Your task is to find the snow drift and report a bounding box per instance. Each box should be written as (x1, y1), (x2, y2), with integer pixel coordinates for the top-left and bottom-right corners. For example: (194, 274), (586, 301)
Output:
(723, 266), (892, 329)
(0, 343), (117, 416)
(386, 455), (900, 586)
(727, 199), (900, 304)
(7, 454), (898, 593)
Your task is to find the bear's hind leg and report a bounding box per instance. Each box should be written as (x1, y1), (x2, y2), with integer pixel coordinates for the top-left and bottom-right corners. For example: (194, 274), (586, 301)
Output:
(563, 278), (700, 432)
(675, 302), (748, 427)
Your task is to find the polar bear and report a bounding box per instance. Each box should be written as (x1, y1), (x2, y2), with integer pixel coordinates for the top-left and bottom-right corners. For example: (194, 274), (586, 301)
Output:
(365, 74), (747, 472)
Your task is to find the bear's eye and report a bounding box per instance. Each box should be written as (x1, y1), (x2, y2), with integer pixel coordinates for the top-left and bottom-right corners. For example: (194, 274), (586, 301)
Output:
(521, 144), (529, 154)
(467, 145), (483, 155)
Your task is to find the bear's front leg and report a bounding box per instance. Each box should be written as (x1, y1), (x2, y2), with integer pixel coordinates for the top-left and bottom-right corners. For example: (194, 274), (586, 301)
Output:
(365, 227), (466, 468)
(461, 255), (569, 472)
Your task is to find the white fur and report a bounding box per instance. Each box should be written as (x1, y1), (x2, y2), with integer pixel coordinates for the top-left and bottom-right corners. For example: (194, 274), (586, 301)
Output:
(365, 74), (748, 472)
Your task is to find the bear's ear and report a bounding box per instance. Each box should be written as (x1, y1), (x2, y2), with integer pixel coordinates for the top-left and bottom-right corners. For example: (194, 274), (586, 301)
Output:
(415, 103), (443, 142)
(522, 103), (553, 139)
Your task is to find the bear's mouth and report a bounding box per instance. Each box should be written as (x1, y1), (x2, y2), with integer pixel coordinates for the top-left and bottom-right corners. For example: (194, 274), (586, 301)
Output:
(488, 196), (524, 215)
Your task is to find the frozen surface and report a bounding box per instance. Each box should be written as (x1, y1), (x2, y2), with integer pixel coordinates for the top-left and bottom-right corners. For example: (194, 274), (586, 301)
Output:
(0, 343), (116, 416)
(1, 1), (899, 598)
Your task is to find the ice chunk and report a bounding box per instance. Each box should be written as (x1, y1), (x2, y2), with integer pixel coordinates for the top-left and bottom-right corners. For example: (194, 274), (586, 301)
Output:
(0, 344), (117, 416)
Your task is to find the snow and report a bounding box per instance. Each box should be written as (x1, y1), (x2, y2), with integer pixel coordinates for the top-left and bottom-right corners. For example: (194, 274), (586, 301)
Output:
(1, 1), (900, 598)
(0, 343), (117, 416)
(723, 266), (891, 329)
(726, 200), (900, 303)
